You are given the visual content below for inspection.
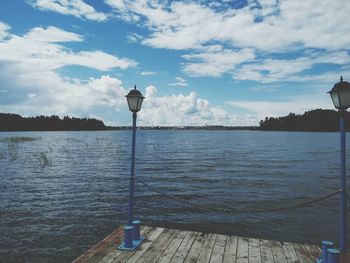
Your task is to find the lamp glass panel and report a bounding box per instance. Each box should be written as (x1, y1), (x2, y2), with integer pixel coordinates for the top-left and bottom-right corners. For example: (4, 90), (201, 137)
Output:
(330, 91), (340, 109)
(339, 89), (350, 109)
(127, 96), (139, 112)
(136, 97), (144, 112)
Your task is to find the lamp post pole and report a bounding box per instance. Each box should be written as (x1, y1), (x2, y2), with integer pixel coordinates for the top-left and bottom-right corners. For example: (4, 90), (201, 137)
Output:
(119, 85), (145, 251)
(340, 110), (347, 253)
(128, 112), (137, 225)
(328, 76), (350, 254)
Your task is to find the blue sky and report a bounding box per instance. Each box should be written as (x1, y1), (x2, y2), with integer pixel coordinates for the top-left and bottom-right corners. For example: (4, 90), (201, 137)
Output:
(0, 0), (349, 126)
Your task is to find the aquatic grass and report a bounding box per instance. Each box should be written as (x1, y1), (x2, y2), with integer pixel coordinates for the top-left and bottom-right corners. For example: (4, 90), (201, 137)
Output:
(66, 137), (82, 142)
(0, 136), (40, 143)
(33, 152), (51, 167)
(0, 136), (41, 161)
(6, 140), (20, 160)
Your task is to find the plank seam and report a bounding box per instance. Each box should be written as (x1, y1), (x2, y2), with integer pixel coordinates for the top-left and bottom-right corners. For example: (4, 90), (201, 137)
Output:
(208, 234), (218, 263)
(149, 229), (178, 262)
(234, 236), (238, 263)
(187, 232), (207, 263)
(247, 238), (249, 263)
(168, 231), (189, 263)
(183, 232), (199, 261)
(155, 229), (183, 263)
(221, 235), (227, 263)
(259, 239), (263, 263)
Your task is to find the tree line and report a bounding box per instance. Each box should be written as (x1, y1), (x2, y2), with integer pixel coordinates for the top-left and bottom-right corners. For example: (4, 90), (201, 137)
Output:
(259, 109), (349, 131)
(1, 109), (348, 132)
(0, 113), (106, 131)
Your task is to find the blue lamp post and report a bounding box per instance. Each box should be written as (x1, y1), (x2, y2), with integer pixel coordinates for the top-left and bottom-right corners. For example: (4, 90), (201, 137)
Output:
(328, 76), (350, 253)
(119, 85), (145, 251)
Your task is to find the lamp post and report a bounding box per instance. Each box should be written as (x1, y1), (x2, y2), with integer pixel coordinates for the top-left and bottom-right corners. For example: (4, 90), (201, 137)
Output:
(119, 85), (145, 250)
(328, 76), (350, 253)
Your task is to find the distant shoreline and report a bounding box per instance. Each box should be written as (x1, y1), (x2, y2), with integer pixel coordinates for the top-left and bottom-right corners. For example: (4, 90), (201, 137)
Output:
(0, 127), (344, 132)
(0, 126), (258, 132)
(0, 109), (347, 132)
(106, 125), (258, 131)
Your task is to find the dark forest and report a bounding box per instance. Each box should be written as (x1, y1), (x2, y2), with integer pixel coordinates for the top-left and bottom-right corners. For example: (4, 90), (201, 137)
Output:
(259, 109), (349, 131)
(0, 113), (106, 131)
(1, 109), (349, 132)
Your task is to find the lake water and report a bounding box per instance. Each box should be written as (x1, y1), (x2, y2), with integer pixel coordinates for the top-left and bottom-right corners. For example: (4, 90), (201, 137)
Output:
(0, 130), (347, 262)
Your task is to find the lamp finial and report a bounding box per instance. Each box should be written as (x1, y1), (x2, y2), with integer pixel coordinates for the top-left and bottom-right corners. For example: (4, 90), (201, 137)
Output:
(341, 76), (343, 82)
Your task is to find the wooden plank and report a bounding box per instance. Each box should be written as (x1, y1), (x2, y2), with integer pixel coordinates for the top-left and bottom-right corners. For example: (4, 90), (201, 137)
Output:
(260, 239), (274, 263)
(270, 240), (287, 263)
(73, 226), (124, 263)
(125, 227), (165, 263)
(90, 229), (126, 263)
(223, 235), (238, 263)
(74, 226), (323, 263)
(157, 231), (188, 263)
(197, 233), (217, 263)
(341, 252), (350, 263)
(248, 238), (261, 263)
(103, 250), (133, 263)
(292, 243), (313, 263)
(282, 242), (299, 263)
(304, 244), (321, 261)
(236, 237), (249, 263)
(170, 231), (197, 263)
(99, 249), (123, 263)
(100, 226), (154, 263)
(314, 245), (321, 254)
(210, 234), (226, 263)
(139, 228), (178, 263)
(184, 232), (207, 263)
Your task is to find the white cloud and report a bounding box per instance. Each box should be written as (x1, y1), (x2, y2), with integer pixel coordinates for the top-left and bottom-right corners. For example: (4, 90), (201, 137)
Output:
(72, 51), (137, 70)
(1, 23), (245, 126)
(138, 85), (236, 126)
(228, 94), (333, 122)
(0, 22), (10, 40)
(140, 71), (157, 76)
(168, 76), (188, 87)
(140, 2), (225, 50)
(28, 0), (108, 21)
(0, 26), (136, 72)
(27, 93), (36, 98)
(183, 48), (255, 77)
(233, 51), (350, 83)
(0, 71), (128, 119)
(56, 75), (127, 111)
(0, 25), (136, 118)
(126, 32), (143, 43)
(24, 25), (83, 42)
(103, 0), (350, 80)
(28, 1), (350, 81)
(287, 71), (350, 84)
(104, 0), (350, 51)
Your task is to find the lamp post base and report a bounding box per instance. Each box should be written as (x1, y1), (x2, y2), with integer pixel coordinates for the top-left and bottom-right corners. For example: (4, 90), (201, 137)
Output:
(118, 222), (145, 251)
(118, 236), (145, 251)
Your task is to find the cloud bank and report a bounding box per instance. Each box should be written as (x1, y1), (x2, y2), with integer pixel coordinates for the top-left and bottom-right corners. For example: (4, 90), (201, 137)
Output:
(103, 0), (350, 82)
(0, 21), (242, 126)
(0, 23), (135, 118)
(27, 0), (108, 21)
(138, 85), (238, 126)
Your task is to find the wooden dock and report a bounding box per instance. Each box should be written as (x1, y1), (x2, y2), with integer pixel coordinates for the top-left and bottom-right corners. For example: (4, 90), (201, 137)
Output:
(73, 226), (326, 263)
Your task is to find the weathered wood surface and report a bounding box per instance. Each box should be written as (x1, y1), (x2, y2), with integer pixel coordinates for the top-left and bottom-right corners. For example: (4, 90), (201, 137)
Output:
(73, 226), (324, 263)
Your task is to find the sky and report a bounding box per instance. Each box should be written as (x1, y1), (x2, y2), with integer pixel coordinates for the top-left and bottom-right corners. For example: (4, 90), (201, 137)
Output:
(0, 0), (349, 126)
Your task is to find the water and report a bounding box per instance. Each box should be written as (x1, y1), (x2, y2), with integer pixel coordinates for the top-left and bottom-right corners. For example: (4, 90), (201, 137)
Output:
(0, 130), (346, 262)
